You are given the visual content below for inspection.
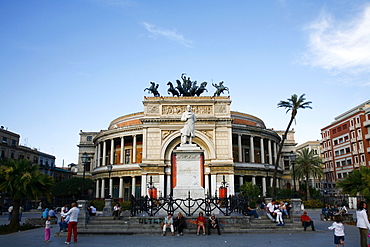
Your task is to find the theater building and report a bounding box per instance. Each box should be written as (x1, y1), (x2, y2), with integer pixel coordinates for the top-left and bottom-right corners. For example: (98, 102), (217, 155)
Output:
(78, 96), (296, 201)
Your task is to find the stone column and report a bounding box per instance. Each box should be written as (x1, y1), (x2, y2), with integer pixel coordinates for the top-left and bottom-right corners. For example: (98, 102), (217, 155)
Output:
(110, 138), (114, 165)
(260, 137), (265, 164)
(141, 174), (147, 196)
(274, 142), (277, 166)
(268, 140), (273, 165)
(229, 174), (235, 195)
(238, 134), (242, 162)
(120, 136), (124, 164)
(131, 176), (136, 197)
(94, 145), (98, 169)
(101, 178), (105, 199)
(252, 176), (256, 185)
(239, 175), (244, 186)
(95, 179), (100, 199)
(250, 136), (255, 163)
(102, 141), (107, 167)
(98, 142), (101, 167)
(211, 174), (217, 197)
(204, 174), (209, 196)
(262, 176), (266, 196)
(119, 177), (123, 200)
(133, 135), (137, 163)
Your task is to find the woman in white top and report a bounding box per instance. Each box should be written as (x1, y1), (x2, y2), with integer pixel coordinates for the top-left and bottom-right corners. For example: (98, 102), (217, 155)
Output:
(356, 201), (370, 247)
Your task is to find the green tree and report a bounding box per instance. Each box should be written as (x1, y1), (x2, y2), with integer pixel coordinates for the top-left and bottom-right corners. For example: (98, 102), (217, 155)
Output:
(52, 177), (95, 197)
(0, 159), (54, 228)
(294, 148), (323, 200)
(272, 94), (312, 197)
(240, 181), (261, 200)
(337, 166), (370, 201)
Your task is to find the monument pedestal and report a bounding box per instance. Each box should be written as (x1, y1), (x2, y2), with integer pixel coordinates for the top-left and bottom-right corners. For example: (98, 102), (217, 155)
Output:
(173, 144), (205, 199)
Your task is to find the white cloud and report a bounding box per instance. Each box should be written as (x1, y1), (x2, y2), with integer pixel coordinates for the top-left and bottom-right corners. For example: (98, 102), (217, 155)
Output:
(303, 5), (370, 76)
(142, 22), (193, 48)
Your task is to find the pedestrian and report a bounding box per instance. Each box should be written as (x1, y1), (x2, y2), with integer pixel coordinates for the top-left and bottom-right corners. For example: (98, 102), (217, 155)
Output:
(45, 215), (52, 243)
(300, 211), (315, 231)
(19, 206), (24, 222)
(42, 208), (49, 218)
(328, 215), (345, 247)
(7, 205), (13, 221)
(64, 203), (80, 245)
(356, 201), (370, 247)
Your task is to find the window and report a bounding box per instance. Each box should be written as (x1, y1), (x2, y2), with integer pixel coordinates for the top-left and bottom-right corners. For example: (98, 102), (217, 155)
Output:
(335, 150), (339, 156)
(340, 149), (345, 155)
(344, 136), (349, 141)
(338, 126), (342, 132)
(332, 129), (337, 134)
(355, 156), (359, 163)
(338, 173), (342, 179)
(347, 159), (352, 165)
(361, 155), (365, 162)
(2, 137), (7, 144)
(10, 152), (14, 158)
(345, 147), (350, 153)
(339, 138), (343, 143)
(343, 124), (347, 129)
(87, 136), (93, 141)
(341, 160), (346, 166)
(336, 162), (341, 167)
(11, 140), (16, 146)
(350, 119), (354, 126)
(334, 140), (338, 145)
(125, 149), (131, 164)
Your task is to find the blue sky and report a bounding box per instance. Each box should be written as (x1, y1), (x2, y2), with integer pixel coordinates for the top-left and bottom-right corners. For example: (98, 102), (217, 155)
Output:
(1, 0), (370, 167)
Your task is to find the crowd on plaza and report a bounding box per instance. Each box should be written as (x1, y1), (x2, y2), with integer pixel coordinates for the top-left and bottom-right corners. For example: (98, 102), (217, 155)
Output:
(322, 204), (348, 221)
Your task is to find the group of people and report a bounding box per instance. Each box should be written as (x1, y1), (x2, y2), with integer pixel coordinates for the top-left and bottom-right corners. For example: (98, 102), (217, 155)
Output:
(162, 212), (221, 236)
(43, 202), (80, 244)
(265, 199), (291, 226)
(322, 204), (348, 221)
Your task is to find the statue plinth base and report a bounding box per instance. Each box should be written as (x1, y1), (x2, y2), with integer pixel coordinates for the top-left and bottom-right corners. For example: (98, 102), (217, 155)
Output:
(172, 144), (205, 199)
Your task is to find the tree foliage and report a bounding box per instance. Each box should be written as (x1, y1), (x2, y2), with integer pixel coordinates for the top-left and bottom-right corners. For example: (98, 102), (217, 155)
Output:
(294, 148), (323, 200)
(239, 182), (261, 199)
(0, 159), (54, 228)
(337, 167), (370, 201)
(52, 177), (94, 197)
(272, 94), (312, 197)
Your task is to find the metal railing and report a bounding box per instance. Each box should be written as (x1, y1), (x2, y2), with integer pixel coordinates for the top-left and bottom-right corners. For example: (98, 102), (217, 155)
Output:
(130, 194), (249, 217)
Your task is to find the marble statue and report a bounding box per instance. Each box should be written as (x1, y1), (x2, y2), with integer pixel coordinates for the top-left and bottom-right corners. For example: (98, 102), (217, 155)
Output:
(180, 105), (196, 144)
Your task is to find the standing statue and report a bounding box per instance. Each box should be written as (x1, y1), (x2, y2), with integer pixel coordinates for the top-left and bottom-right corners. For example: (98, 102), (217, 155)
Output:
(144, 82), (160, 97)
(212, 81), (229, 96)
(180, 105), (196, 144)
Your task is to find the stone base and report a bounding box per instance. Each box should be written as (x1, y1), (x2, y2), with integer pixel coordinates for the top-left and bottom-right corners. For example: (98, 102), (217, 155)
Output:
(172, 187), (205, 199)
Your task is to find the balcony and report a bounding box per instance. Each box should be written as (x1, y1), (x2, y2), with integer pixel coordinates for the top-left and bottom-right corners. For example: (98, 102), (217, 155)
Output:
(363, 120), (370, 127)
(349, 125), (355, 131)
(351, 138), (357, 143)
(352, 150), (358, 155)
(359, 148), (364, 154)
(357, 135), (363, 141)
(367, 147), (370, 153)
(365, 133), (370, 140)
(360, 162), (366, 167)
(354, 163), (360, 168)
(356, 123), (361, 128)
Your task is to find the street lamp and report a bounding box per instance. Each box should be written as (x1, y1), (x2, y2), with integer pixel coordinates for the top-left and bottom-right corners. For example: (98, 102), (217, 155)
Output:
(264, 164), (270, 197)
(106, 164), (113, 198)
(81, 152), (90, 199)
(290, 151), (297, 197)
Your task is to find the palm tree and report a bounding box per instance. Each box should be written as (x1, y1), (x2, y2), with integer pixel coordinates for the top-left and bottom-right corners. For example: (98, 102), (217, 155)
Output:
(0, 159), (54, 228)
(293, 148), (323, 200)
(337, 167), (370, 201)
(272, 94), (312, 197)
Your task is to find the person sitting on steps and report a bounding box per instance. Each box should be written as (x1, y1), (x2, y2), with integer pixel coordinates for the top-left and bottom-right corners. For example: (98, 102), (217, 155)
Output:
(207, 215), (221, 235)
(301, 211), (316, 231)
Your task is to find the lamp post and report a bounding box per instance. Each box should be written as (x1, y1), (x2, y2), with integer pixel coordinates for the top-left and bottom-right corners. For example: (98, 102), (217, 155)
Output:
(81, 152), (90, 199)
(106, 164), (113, 198)
(290, 151), (297, 197)
(264, 164), (270, 197)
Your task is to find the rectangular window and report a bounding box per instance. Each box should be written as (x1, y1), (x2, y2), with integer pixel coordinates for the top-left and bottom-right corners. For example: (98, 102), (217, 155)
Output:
(339, 138), (343, 143)
(11, 140), (16, 146)
(336, 162), (341, 167)
(343, 124), (347, 129)
(345, 147), (350, 153)
(2, 137), (7, 144)
(338, 126), (342, 132)
(338, 173), (342, 179)
(341, 160), (346, 166)
(332, 129), (337, 134)
(125, 149), (131, 164)
(340, 149), (345, 155)
(335, 150), (339, 156)
(87, 136), (93, 141)
(334, 140), (338, 145)
(347, 159), (352, 165)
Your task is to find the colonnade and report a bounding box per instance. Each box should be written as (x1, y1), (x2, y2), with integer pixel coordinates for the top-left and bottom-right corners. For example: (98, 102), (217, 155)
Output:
(94, 135), (140, 168)
(235, 134), (278, 165)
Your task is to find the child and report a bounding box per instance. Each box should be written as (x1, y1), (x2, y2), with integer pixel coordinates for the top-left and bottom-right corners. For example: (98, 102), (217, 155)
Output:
(45, 215), (52, 243)
(328, 215), (345, 247)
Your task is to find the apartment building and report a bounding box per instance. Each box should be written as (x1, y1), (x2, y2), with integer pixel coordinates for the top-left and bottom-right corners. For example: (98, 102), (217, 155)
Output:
(320, 100), (370, 195)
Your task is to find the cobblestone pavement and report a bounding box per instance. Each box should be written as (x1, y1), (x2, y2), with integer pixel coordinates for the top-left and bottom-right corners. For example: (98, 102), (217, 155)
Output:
(0, 209), (364, 247)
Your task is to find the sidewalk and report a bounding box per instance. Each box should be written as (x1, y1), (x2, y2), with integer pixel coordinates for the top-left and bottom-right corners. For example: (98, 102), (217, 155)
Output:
(0, 209), (362, 247)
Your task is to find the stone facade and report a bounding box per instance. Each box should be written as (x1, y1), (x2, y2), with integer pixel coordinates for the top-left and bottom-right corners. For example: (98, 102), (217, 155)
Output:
(78, 96), (296, 201)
